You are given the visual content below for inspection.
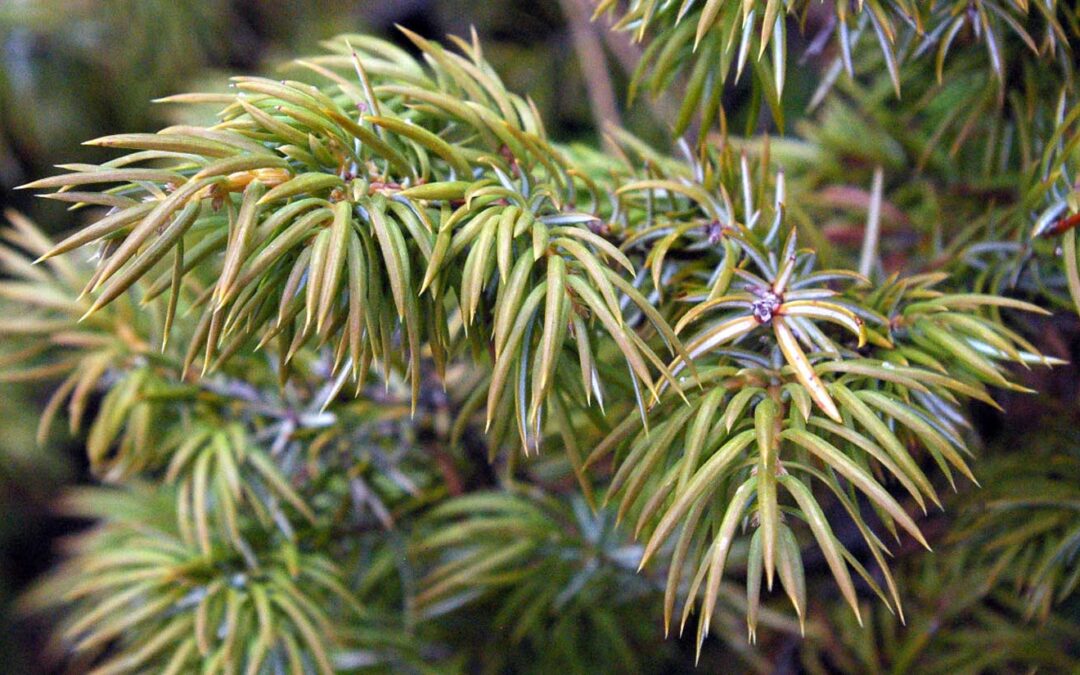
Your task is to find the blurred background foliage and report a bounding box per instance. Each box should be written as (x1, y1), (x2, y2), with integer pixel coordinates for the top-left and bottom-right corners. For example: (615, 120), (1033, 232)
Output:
(0, 1), (1078, 673)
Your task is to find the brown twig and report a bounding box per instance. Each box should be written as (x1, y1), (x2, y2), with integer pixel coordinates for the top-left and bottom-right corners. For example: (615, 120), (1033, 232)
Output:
(558, 0), (623, 131)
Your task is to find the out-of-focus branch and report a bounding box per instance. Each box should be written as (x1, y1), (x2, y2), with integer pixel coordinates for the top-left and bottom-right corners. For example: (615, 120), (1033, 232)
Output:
(558, 0), (622, 129)
(587, 2), (682, 133)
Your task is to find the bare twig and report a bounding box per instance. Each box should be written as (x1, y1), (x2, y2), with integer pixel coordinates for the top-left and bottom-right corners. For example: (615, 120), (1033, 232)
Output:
(558, 0), (622, 129)
(591, 6), (682, 129)
(859, 166), (885, 279)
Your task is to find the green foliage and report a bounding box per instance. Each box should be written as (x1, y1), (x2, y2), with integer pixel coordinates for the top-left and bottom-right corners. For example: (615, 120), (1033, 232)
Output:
(24, 486), (364, 675)
(601, 1), (1075, 132)
(804, 552), (1080, 673)
(414, 490), (664, 672)
(586, 144), (1052, 652)
(951, 430), (1080, 620)
(3, 2), (1080, 672)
